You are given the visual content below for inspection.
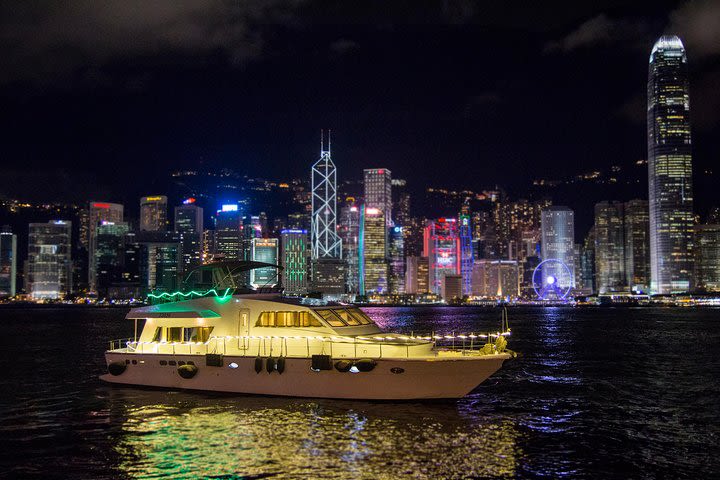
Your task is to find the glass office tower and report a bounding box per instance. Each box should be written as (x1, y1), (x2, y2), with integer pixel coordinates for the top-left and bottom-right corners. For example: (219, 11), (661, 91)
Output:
(647, 35), (694, 294)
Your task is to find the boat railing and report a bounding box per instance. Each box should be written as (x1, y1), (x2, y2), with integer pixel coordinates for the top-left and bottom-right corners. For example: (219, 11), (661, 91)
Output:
(107, 332), (511, 358)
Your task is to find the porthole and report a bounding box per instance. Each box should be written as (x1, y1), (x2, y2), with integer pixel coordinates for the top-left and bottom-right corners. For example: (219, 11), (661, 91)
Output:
(168, 360), (177, 366)
(390, 367), (405, 374)
(178, 361), (186, 366)
(228, 362), (239, 369)
(125, 359), (130, 365)
(187, 361), (195, 366)
(131, 360), (137, 365)
(160, 360), (167, 366)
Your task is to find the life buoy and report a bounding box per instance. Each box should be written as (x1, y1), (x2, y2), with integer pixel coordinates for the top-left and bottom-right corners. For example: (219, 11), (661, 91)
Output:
(178, 364), (198, 379)
(276, 357), (286, 374)
(254, 357), (263, 374)
(334, 360), (352, 372)
(353, 359), (377, 372)
(266, 357), (276, 373)
(108, 361), (126, 376)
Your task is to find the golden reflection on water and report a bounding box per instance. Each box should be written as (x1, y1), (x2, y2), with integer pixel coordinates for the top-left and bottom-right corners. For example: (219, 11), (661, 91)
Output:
(113, 391), (520, 479)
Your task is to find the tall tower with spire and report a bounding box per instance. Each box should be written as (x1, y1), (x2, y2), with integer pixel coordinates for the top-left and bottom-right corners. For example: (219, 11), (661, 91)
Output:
(311, 130), (341, 259)
(310, 130), (345, 295)
(647, 35), (694, 294)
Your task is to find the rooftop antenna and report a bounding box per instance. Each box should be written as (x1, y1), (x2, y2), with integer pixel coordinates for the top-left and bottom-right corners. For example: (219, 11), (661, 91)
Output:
(320, 129), (324, 153)
(328, 129), (331, 154)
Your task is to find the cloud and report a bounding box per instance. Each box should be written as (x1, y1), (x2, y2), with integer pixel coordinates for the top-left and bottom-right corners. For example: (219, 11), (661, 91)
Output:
(0, 1), (305, 85)
(544, 14), (650, 53)
(668, 0), (720, 58)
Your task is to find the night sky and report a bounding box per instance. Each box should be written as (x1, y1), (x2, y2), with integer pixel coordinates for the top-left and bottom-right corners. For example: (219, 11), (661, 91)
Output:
(1, 1), (719, 208)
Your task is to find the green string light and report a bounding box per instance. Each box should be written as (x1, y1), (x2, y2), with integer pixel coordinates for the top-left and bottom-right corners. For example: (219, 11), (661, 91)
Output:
(147, 288), (233, 301)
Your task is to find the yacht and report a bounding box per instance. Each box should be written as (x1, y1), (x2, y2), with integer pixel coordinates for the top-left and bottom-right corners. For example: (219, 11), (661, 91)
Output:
(101, 292), (514, 400)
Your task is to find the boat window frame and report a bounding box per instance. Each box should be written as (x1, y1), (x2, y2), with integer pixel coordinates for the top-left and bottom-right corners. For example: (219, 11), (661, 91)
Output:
(255, 310), (323, 328)
(313, 309), (346, 327)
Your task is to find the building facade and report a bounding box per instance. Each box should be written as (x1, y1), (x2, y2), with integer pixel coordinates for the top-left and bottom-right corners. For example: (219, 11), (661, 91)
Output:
(0, 226), (17, 297)
(250, 238), (279, 289)
(364, 168), (393, 226)
(280, 229), (309, 295)
(594, 201), (626, 294)
(694, 224), (720, 292)
(624, 199), (650, 293)
(27, 221), (73, 299)
(540, 206), (575, 290)
(88, 202), (123, 292)
(647, 35), (694, 294)
(140, 195), (168, 232)
(359, 207), (387, 294)
(174, 202), (204, 274)
(423, 218), (460, 296)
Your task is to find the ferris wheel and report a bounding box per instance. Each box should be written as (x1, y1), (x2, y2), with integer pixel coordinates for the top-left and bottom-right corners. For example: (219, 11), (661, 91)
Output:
(532, 259), (573, 300)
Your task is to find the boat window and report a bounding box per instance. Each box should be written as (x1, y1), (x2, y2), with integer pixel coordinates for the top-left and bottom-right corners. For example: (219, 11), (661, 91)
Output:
(151, 327), (162, 342)
(333, 309), (360, 326)
(347, 308), (375, 325)
(255, 311), (323, 327)
(184, 327), (214, 342)
(167, 327), (183, 342)
(314, 309), (346, 327)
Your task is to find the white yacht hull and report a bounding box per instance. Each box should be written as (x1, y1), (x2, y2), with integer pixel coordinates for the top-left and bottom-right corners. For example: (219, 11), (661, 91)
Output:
(100, 352), (510, 400)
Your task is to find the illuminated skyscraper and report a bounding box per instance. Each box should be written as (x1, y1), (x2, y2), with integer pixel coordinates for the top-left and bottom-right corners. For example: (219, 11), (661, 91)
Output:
(250, 238), (279, 289)
(359, 207), (387, 294)
(648, 35), (694, 294)
(214, 204), (243, 261)
(540, 206), (575, 289)
(459, 212), (473, 296)
(364, 168), (392, 226)
(339, 202), (360, 294)
(311, 131), (341, 259)
(88, 201), (123, 292)
(423, 218), (460, 296)
(594, 201), (626, 294)
(140, 196), (168, 232)
(280, 229), (309, 295)
(694, 221), (720, 292)
(624, 199), (650, 293)
(27, 221), (73, 299)
(174, 201), (204, 273)
(311, 131), (344, 295)
(94, 221), (130, 297)
(0, 226), (17, 297)
(388, 226), (405, 294)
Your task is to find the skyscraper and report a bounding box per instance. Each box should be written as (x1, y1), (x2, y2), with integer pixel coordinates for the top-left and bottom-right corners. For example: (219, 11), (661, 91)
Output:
(0, 226), (17, 297)
(27, 221), (73, 299)
(280, 229), (309, 295)
(339, 202), (360, 294)
(364, 168), (392, 226)
(648, 35), (694, 294)
(174, 202), (204, 273)
(88, 201), (123, 292)
(459, 212), (473, 296)
(311, 131), (344, 295)
(388, 225), (405, 294)
(694, 222), (720, 292)
(94, 221), (130, 297)
(250, 238), (279, 289)
(594, 201), (626, 294)
(140, 196), (168, 232)
(214, 204), (243, 261)
(624, 199), (650, 293)
(311, 131), (341, 259)
(540, 206), (575, 290)
(359, 207), (387, 294)
(423, 218), (460, 296)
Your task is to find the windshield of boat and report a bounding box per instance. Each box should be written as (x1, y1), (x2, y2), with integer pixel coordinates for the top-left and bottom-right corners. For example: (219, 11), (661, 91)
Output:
(313, 308), (375, 327)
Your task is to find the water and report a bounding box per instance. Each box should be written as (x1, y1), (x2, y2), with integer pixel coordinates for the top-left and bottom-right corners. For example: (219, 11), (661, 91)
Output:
(0, 306), (718, 479)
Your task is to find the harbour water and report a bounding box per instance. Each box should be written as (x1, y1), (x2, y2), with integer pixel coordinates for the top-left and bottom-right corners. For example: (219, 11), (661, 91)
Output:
(0, 306), (718, 479)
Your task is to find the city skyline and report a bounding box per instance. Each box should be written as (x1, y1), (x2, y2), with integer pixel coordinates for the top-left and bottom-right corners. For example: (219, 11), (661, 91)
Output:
(0, 3), (718, 209)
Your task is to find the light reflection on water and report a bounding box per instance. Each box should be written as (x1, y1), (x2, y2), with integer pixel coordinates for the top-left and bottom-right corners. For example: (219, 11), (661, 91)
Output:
(113, 391), (520, 479)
